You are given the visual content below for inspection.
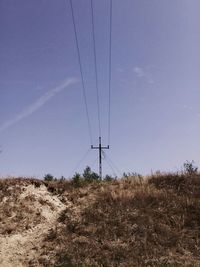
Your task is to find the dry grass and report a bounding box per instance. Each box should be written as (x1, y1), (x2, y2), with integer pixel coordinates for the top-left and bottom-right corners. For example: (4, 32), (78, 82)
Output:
(0, 174), (200, 266)
(39, 174), (200, 267)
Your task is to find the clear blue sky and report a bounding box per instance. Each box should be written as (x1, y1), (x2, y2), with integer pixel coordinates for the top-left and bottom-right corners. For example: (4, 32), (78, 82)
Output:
(1, 0), (200, 178)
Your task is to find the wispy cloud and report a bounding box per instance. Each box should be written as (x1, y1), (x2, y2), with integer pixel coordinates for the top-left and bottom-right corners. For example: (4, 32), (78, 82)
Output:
(183, 105), (193, 111)
(0, 78), (78, 134)
(134, 67), (145, 77)
(133, 66), (154, 84)
(183, 105), (200, 119)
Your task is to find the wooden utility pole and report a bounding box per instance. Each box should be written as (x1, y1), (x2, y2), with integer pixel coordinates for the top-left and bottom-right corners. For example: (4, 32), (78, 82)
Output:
(91, 137), (109, 179)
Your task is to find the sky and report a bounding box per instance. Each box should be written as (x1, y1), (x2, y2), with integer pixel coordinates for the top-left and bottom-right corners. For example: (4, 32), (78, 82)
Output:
(0, 0), (200, 178)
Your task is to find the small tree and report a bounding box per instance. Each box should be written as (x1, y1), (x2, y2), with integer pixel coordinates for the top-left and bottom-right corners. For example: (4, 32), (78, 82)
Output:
(72, 173), (82, 187)
(104, 174), (114, 181)
(44, 173), (54, 182)
(83, 166), (99, 182)
(183, 160), (198, 175)
(59, 176), (65, 182)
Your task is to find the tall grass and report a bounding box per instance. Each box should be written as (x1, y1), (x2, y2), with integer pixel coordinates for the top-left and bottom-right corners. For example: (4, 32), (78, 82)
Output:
(43, 173), (200, 266)
(1, 173), (200, 266)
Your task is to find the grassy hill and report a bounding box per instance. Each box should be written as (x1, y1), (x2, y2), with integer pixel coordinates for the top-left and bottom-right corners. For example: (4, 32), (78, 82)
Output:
(0, 173), (200, 266)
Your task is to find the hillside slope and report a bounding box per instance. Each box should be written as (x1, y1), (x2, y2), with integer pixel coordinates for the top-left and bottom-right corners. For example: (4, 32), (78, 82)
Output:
(0, 179), (66, 266)
(0, 174), (200, 267)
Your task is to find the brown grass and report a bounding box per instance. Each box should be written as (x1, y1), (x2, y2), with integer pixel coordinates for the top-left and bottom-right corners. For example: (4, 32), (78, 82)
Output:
(38, 174), (200, 267)
(0, 174), (200, 266)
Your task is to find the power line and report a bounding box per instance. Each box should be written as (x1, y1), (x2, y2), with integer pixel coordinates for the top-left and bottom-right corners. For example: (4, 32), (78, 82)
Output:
(103, 151), (123, 177)
(90, 1), (113, 179)
(69, 0), (93, 145)
(102, 151), (117, 177)
(69, 0), (114, 179)
(90, 156), (99, 169)
(108, 0), (113, 145)
(69, 148), (91, 177)
(90, 0), (101, 137)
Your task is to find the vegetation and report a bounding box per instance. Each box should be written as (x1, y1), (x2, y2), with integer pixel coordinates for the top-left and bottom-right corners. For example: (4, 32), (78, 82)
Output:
(71, 166), (100, 187)
(83, 166), (100, 182)
(45, 171), (200, 267)
(44, 173), (54, 182)
(183, 160), (198, 175)
(1, 165), (200, 266)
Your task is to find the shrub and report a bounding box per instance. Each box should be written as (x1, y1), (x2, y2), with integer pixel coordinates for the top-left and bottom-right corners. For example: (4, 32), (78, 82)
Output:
(83, 166), (100, 182)
(72, 173), (82, 187)
(183, 160), (198, 175)
(59, 176), (66, 182)
(44, 174), (54, 182)
(104, 174), (114, 181)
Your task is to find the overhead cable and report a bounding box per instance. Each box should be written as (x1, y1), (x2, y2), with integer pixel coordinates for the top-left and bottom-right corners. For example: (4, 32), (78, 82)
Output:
(69, 0), (93, 145)
(69, 148), (91, 177)
(90, 0), (101, 137)
(108, 0), (113, 145)
(103, 151), (123, 177)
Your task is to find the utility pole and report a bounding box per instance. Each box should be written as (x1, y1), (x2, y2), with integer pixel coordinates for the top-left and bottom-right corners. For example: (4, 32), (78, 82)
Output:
(91, 137), (109, 179)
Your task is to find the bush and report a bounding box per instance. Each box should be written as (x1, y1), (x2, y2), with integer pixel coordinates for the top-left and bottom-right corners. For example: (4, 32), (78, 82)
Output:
(59, 176), (66, 182)
(183, 160), (198, 175)
(72, 173), (82, 187)
(44, 174), (54, 182)
(104, 174), (114, 181)
(83, 166), (100, 182)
